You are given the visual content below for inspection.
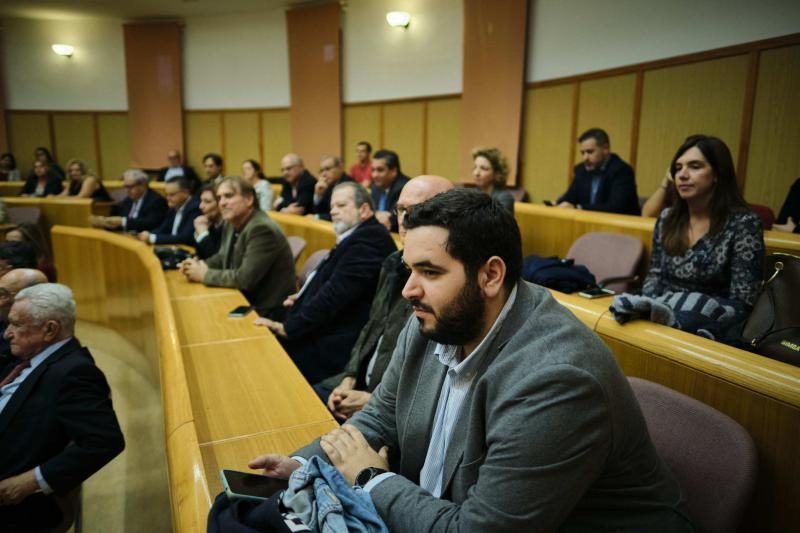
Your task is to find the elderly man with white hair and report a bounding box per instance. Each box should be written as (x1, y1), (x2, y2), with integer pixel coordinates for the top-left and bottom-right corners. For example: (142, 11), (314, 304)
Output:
(89, 168), (168, 232)
(0, 283), (125, 531)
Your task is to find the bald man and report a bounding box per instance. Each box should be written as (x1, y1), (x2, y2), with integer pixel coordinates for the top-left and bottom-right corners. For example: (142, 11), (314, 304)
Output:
(0, 269), (47, 356)
(316, 175), (454, 419)
(276, 153), (316, 215)
(157, 149), (200, 192)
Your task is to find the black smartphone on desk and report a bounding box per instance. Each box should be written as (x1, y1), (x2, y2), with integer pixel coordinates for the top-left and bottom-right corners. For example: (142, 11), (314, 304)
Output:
(220, 469), (289, 502)
(228, 305), (253, 317)
(578, 287), (615, 299)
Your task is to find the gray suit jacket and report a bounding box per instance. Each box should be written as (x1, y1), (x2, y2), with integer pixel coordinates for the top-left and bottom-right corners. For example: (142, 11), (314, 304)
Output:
(204, 209), (295, 319)
(296, 282), (692, 532)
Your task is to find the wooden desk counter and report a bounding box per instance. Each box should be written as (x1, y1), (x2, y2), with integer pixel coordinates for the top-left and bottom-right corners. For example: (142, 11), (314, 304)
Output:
(3, 196), (110, 228)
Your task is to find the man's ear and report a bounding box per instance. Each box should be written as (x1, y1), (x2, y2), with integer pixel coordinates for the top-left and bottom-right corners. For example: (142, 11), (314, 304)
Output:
(359, 202), (373, 221)
(479, 256), (506, 298)
(42, 320), (61, 342)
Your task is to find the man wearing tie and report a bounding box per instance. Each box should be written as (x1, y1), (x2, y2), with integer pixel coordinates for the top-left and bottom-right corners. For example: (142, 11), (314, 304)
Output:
(89, 168), (168, 232)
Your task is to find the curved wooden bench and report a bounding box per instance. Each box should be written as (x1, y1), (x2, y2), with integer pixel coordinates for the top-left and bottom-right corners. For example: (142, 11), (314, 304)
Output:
(2, 197), (111, 229)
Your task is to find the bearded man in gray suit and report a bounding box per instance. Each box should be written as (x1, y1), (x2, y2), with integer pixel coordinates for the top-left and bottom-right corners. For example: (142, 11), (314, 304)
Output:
(250, 189), (694, 532)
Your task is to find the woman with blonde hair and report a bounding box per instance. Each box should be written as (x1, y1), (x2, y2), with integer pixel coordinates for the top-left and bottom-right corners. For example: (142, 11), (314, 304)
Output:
(59, 158), (111, 201)
(472, 147), (515, 214)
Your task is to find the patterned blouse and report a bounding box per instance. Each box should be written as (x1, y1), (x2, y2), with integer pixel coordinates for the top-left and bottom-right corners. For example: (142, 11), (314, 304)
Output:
(642, 208), (764, 308)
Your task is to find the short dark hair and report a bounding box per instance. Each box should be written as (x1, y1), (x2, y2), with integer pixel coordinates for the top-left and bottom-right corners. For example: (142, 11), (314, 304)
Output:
(357, 141), (372, 153)
(203, 153), (223, 166)
(0, 241), (38, 269)
(1, 152), (17, 169)
(166, 176), (193, 192)
(578, 128), (610, 146)
(200, 181), (217, 195)
(404, 188), (522, 292)
(372, 149), (401, 172)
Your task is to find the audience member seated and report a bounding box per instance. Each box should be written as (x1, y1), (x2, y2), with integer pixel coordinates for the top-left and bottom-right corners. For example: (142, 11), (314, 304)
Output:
(89, 169), (168, 232)
(313, 155), (353, 221)
(29, 147), (64, 180)
(255, 182), (397, 384)
(137, 177), (201, 246)
(242, 159), (273, 212)
(348, 141), (373, 188)
(0, 268), (47, 356)
(641, 168), (676, 218)
(611, 135), (764, 345)
(0, 153), (21, 182)
(249, 188), (692, 533)
(157, 149), (200, 192)
(180, 176), (296, 319)
(370, 149), (409, 232)
(556, 128), (640, 215)
(0, 241), (38, 278)
(20, 160), (63, 198)
(316, 175), (453, 418)
(5, 224), (58, 282)
(58, 159), (111, 201)
(472, 146), (514, 214)
(194, 182), (224, 260)
(0, 283), (125, 532)
(275, 153), (316, 215)
(203, 153), (225, 183)
(774, 177), (800, 234)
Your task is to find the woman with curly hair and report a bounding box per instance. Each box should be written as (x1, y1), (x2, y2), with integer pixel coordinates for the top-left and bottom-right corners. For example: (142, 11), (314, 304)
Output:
(471, 146), (515, 214)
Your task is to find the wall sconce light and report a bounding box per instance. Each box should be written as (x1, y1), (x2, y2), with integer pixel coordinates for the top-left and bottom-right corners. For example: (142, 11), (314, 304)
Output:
(51, 44), (74, 58)
(386, 11), (411, 29)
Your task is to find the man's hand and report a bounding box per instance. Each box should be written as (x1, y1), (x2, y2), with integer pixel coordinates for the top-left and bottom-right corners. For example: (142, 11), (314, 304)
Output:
(253, 317), (287, 338)
(320, 425), (389, 485)
(556, 201), (574, 209)
(180, 258), (208, 282)
(773, 216), (797, 233)
(328, 377), (356, 418)
(248, 455), (302, 479)
(137, 231), (151, 242)
(281, 203), (305, 215)
(194, 215), (209, 234)
(0, 470), (38, 506)
(375, 211), (392, 230)
(334, 390), (372, 420)
(283, 294), (298, 308)
(315, 179), (329, 196)
(88, 215), (105, 228)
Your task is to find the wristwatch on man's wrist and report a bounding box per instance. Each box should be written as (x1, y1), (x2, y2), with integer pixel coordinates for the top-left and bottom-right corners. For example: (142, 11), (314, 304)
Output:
(354, 467), (388, 488)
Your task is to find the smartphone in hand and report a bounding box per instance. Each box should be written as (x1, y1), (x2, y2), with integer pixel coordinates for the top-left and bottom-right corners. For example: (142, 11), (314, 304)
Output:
(220, 469), (289, 502)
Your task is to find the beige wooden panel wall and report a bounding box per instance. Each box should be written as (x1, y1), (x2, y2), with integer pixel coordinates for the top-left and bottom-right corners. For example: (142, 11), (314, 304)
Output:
(575, 74), (636, 165)
(383, 102), (425, 178)
(521, 84), (576, 203)
(97, 114), (132, 180)
(52, 114), (98, 174)
(745, 45), (800, 212)
(223, 111), (260, 174)
(343, 105), (381, 170)
(261, 109), (291, 176)
(8, 112), (50, 171)
(636, 55), (750, 197)
(426, 98), (461, 182)
(184, 112), (222, 175)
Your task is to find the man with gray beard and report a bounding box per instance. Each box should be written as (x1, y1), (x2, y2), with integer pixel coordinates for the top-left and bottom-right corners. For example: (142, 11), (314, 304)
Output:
(256, 182), (396, 384)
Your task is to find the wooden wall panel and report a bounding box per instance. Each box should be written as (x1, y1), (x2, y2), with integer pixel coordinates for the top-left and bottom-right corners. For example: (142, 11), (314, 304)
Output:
(0, 25), (8, 154)
(52, 113), (98, 174)
(184, 112), (222, 176)
(261, 110), (291, 176)
(342, 105), (380, 169)
(97, 114), (132, 180)
(575, 74), (636, 164)
(223, 112), (260, 174)
(636, 55), (749, 198)
(426, 98), (462, 182)
(383, 102), (425, 178)
(745, 45), (800, 212)
(521, 85), (576, 203)
(8, 112), (51, 171)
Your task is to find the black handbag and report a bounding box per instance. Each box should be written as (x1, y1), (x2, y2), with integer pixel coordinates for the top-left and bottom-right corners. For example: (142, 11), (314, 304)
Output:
(742, 252), (800, 366)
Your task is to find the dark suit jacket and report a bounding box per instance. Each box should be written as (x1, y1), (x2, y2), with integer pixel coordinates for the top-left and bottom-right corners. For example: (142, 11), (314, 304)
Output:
(204, 210), (296, 319)
(282, 217), (397, 384)
(371, 173), (410, 231)
(279, 170), (316, 214)
(157, 164), (200, 188)
(111, 188), (168, 232)
(558, 153), (640, 215)
(296, 283), (692, 531)
(151, 195), (202, 245)
(195, 222), (223, 260)
(0, 339), (125, 530)
(20, 174), (63, 197)
(313, 174), (354, 221)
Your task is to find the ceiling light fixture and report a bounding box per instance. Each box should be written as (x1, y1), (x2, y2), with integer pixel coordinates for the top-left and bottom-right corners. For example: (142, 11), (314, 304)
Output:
(52, 44), (74, 58)
(386, 11), (410, 29)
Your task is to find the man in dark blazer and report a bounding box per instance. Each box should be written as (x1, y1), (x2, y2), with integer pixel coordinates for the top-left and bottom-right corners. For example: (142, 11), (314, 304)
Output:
(312, 155), (354, 221)
(137, 177), (201, 246)
(370, 149), (409, 232)
(557, 128), (640, 215)
(157, 149), (201, 192)
(251, 189), (693, 532)
(276, 153), (316, 215)
(90, 168), (168, 232)
(257, 182), (397, 384)
(0, 283), (124, 531)
(317, 175), (453, 417)
(180, 176), (296, 319)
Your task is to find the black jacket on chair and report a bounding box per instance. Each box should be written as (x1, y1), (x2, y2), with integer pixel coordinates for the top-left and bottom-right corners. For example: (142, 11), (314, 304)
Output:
(110, 188), (168, 232)
(558, 153), (640, 215)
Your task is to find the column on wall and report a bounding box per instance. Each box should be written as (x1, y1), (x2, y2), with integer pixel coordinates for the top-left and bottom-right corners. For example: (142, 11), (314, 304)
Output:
(459, 0), (528, 184)
(123, 22), (183, 169)
(286, 3), (342, 169)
